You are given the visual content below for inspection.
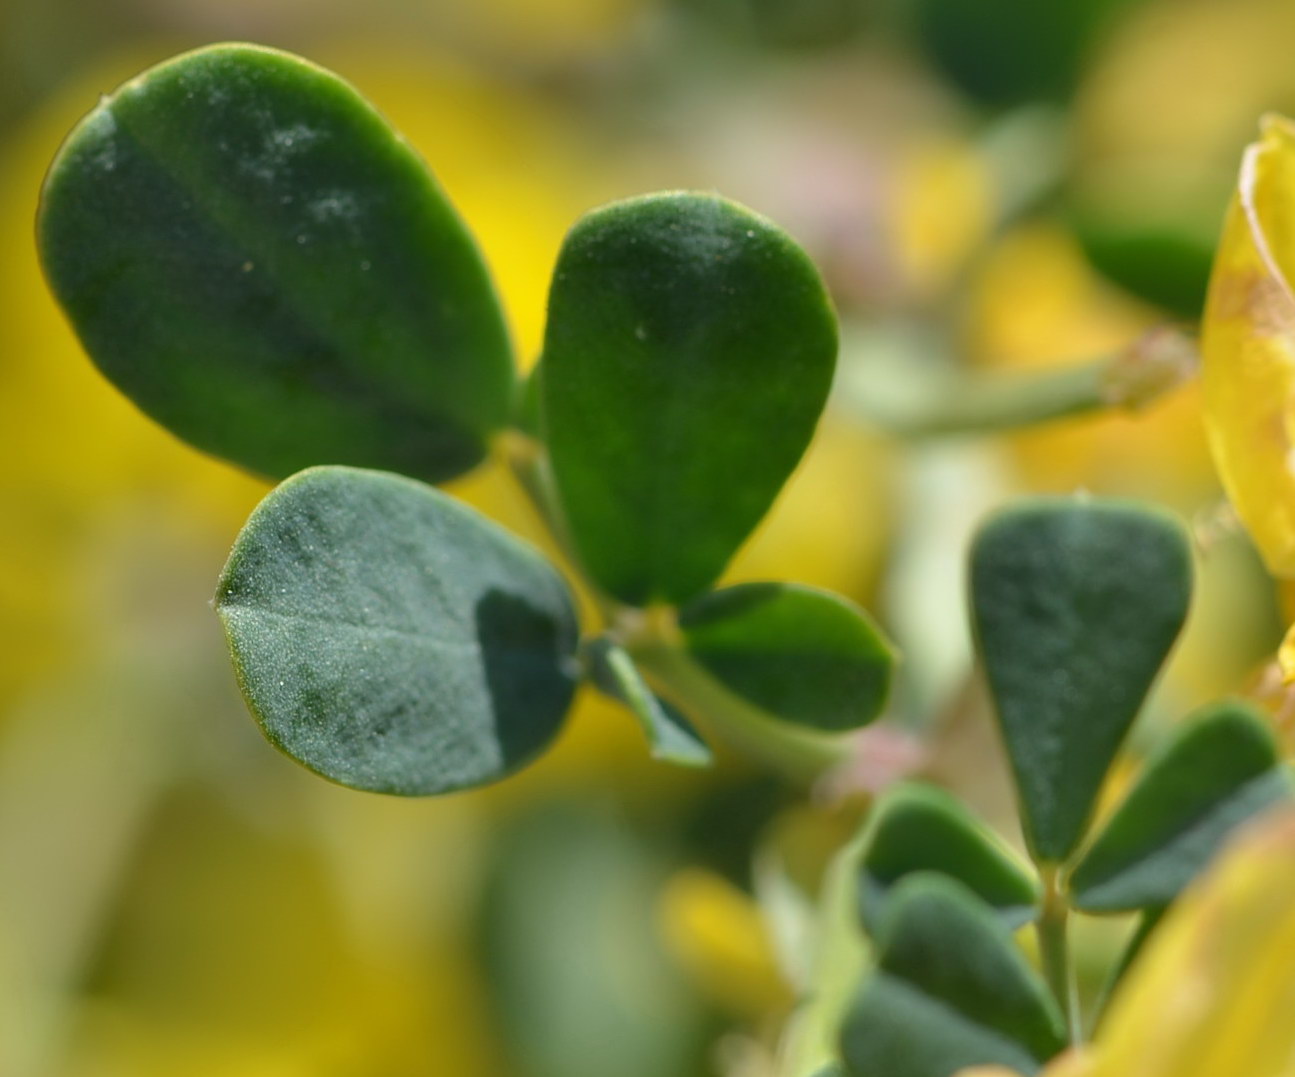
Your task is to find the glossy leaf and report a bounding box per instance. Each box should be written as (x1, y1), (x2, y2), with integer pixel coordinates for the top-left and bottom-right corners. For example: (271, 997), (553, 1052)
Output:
(1070, 702), (1293, 912)
(678, 582), (893, 732)
(39, 43), (513, 483)
(841, 875), (1065, 1077)
(584, 637), (712, 767)
(541, 192), (838, 606)
(970, 497), (1192, 863)
(859, 783), (1038, 934)
(215, 466), (579, 795)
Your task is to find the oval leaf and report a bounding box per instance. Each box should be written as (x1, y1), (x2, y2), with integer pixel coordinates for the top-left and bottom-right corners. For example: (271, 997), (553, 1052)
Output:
(540, 192), (838, 606)
(859, 783), (1039, 934)
(1070, 701), (1293, 913)
(39, 43), (514, 483)
(970, 497), (1193, 863)
(678, 582), (893, 732)
(215, 466), (579, 795)
(584, 637), (713, 767)
(841, 875), (1066, 1077)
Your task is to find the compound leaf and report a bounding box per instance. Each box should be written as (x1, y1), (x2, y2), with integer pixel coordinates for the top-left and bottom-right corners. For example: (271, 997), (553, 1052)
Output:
(216, 466), (579, 795)
(39, 43), (513, 483)
(541, 192), (837, 606)
(970, 497), (1192, 863)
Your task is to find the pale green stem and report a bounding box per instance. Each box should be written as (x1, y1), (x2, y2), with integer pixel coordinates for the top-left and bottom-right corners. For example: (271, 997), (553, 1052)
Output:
(1038, 867), (1082, 1044)
(852, 327), (1197, 441)
(626, 637), (852, 784)
(770, 829), (873, 1077)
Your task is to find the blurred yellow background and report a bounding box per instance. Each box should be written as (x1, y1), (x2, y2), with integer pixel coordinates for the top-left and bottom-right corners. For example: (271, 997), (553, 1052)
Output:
(1, 0), (1292, 1074)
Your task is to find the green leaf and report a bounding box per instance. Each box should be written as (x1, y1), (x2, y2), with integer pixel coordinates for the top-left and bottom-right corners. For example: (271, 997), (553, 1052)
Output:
(540, 192), (838, 606)
(859, 783), (1038, 934)
(215, 466), (579, 795)
(677, 582), (893, 732)
(39, 43), (513, 484)
(583, 637), (713, 767)
(1070, 701), (1293, 912)
(909, 0), (1127, 106)
(841, 875), (1065, 1077)
(970, 497), (1193, 863)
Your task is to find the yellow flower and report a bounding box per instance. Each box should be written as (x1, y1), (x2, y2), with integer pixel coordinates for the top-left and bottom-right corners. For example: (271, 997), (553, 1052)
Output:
(658, 867), (793, 1019)
(958, 807), (1295, 1077)
(1201, 114), (1295, 579)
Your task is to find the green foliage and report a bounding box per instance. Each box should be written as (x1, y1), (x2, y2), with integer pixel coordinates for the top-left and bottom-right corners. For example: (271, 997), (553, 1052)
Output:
(37, 39), (1295, 1077)
(906, 0), (1134, 106)
(541, 192), (838, 607)
(38, 44), (513, 484)
(39, 43), (879, 797)
(841, 875), (1066, 1077)
(584, 637), (713, 766)
(216, 466), (579, 795)
(1070, 701), (1294, 912)
(678, 583), (893, 732)
(858, 783), (1038, 933)
(1070, 206), (1215, 319)
(481, 804), (706, 1077)
(970, 497), (1193, 862)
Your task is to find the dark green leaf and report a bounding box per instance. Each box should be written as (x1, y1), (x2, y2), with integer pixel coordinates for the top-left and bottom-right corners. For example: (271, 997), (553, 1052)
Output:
(909, 0), (1132, 106)
(678, 582), (893, 732)
(970, 497), (1192, 863)
(859, 783), (1038, 934)
(39, 44), (513, 483)
(1070, 701), (1293, 912)
(584, 637), (713, 767)
(841, 875), (1065, 1077)
(1071, 206), (1215, 319)
(541, 192), (838, 606)
(215, 466), (579, 795)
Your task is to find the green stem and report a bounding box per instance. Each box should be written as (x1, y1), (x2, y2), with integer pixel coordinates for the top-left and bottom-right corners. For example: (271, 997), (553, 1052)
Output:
(626, 636), (852, 784)
(1037, 867), (1081, 1044)
(884, 359), (1110, 438)
(847, 326), (1197, 440)
(769, 828), (873, 1077)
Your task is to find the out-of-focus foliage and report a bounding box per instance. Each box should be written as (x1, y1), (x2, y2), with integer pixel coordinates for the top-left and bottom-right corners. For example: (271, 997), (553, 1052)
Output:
(958, 807), (1295, 1077)
(6, 0), (1295, 1073)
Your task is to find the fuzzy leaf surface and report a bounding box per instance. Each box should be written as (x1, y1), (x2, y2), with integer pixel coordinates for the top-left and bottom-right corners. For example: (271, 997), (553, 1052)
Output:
(216, 466), (579, 795)
(970, 497), (1192, 862)
(39, 44), (513, 483)
(541, 192), (837, 606)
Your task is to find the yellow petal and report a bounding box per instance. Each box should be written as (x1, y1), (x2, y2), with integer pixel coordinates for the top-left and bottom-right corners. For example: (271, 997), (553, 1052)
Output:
(1201, 115), (1295, 577)
(890, 135), (995, 300)
(658, 868), (792, 1019)
(1077, 808), (1295, 1077)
